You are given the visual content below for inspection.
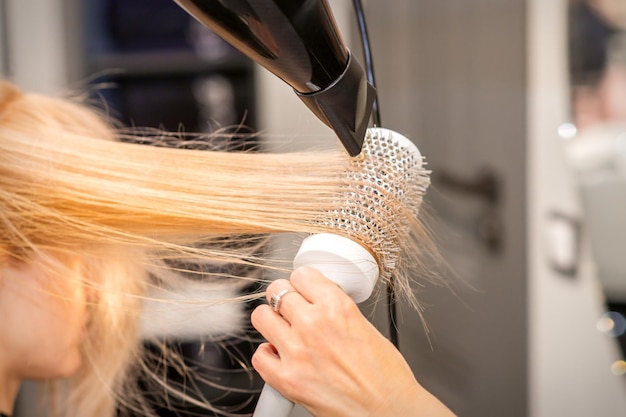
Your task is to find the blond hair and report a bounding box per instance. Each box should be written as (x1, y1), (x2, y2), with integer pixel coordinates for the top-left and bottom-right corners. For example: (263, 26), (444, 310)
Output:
(0, 80), (440, 416)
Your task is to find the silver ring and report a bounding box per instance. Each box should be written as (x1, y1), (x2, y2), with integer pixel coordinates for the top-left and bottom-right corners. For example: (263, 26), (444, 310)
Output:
(270, 289), (297, 313)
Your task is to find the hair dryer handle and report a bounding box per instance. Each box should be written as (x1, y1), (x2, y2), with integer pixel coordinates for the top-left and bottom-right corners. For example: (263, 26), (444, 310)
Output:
(252, 233), (379, 417)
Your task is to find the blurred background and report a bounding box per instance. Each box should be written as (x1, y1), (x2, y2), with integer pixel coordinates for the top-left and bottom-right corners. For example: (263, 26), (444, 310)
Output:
(1, 0), (625, 416)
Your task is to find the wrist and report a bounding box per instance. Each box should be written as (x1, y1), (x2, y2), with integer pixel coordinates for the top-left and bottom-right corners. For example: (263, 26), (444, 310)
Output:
(408, 385), (456, 417)
(371, 381), (454, 417)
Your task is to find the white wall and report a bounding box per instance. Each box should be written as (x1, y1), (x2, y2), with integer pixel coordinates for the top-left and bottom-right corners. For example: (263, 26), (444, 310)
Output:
(527, 1), (626, 416)
(4, 0), (69, 93)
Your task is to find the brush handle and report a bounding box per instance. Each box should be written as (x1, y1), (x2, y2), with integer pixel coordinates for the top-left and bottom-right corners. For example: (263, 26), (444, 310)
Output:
(253, 385), (295, 417)
(253, 233), (379, 417)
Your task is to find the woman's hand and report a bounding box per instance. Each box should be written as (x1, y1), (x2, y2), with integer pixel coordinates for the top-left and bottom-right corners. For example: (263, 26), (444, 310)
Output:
(251, 267), (455, 417)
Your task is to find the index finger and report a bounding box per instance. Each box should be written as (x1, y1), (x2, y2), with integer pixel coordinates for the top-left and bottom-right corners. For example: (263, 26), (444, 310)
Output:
(289, 266), (351, 305)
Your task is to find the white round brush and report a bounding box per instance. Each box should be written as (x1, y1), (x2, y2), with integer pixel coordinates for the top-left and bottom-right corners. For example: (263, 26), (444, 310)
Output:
(253, 127), (430, 417)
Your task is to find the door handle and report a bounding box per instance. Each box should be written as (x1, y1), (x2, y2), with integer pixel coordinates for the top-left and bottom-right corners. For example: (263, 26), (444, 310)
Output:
(436, 169), (500, 205)
(434, 168), (503, 253)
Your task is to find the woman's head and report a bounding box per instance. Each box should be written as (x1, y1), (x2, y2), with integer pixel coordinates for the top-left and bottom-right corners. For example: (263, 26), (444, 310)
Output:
(0, 80), (440, 416)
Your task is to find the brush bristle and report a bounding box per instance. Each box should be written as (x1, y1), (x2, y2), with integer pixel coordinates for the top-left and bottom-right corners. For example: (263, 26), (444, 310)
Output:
(320, 127), (431, 282)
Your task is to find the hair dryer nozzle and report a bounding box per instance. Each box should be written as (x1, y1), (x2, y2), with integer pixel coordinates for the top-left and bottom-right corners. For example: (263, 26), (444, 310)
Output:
(296, 51), (376, 156)
(174, 0), (376, 156)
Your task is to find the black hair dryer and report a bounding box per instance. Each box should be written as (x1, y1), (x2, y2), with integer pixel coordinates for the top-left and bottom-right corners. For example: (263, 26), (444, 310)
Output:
(174, 0), (376, 156)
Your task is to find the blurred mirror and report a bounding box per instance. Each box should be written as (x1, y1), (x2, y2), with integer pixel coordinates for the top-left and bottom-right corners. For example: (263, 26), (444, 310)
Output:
(566, 0), (626, 358)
